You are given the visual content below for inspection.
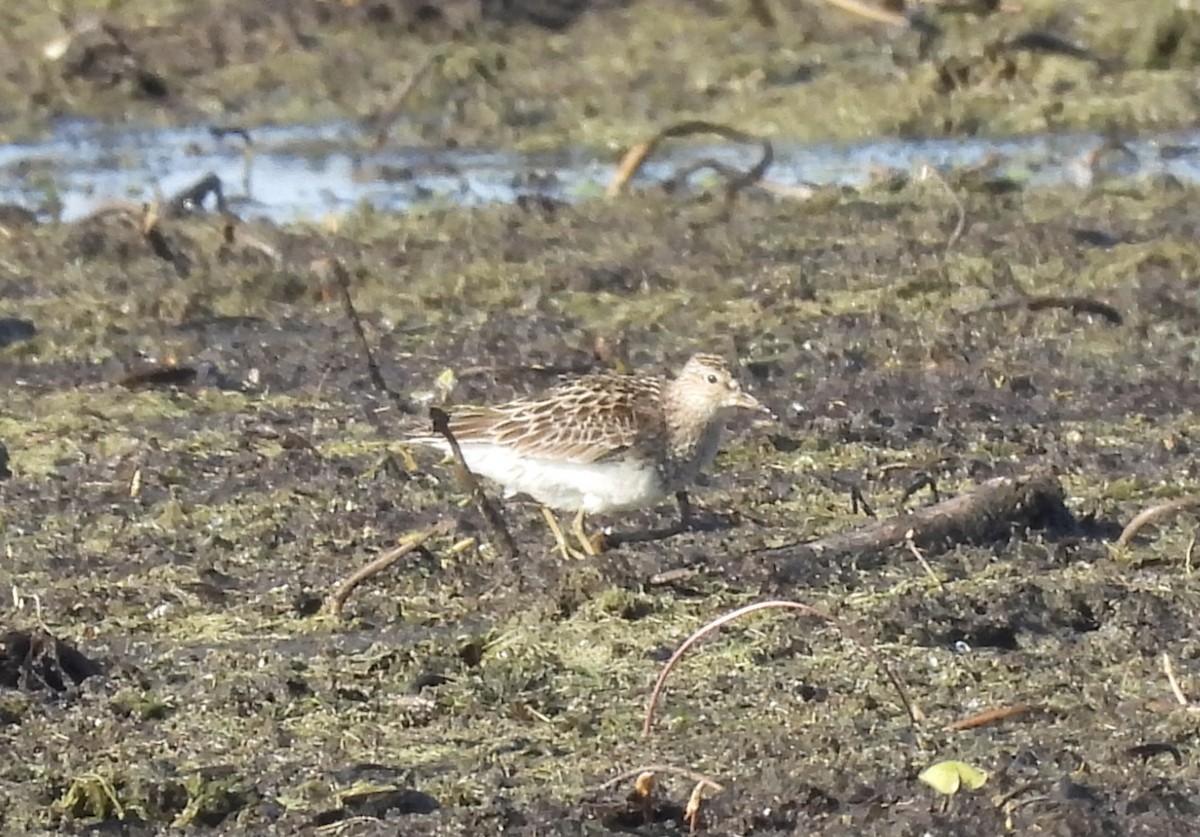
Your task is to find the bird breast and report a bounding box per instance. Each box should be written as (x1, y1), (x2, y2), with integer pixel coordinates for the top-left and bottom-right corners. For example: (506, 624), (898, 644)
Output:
(663, 421), (725, 489)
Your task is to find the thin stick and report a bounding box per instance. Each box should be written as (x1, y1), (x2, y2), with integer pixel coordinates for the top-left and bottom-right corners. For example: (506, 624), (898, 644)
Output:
(963, 294), (1123, 325)
(430, 408), (519, 559)
(643, 599), (916, 737)
(606, 120), (772, 215)
(917, 161), (966, 255)
(947, 703), (1035, 731)
(1163, 653), (1191, 707)
(1116, 495), (1200, 549)
(762, 472), (1067, 565)
(905, 529), (944, 588)
(367, 50), (445, 150)
(819, 0), (908, 27)
(591, 765), (725, 793)
(320, 257), (414, 415)
(325, 520), (453, 616)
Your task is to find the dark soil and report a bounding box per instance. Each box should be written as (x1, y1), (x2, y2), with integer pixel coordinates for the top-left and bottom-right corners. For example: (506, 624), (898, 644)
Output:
(3, 1), (1200, 835)
(3, 171), (1200, 834)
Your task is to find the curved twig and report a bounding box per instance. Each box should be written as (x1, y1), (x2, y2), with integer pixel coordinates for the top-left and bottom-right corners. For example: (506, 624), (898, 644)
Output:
(917, 161), (966, 255)
(325, 520), (454, 616)
(963, 294), (1122, 325)
(643, 599), (916, 737)
(607, 120), (772, 214)
(1116, 495), (1200, 549)
(366, 49), (445, 150)
(1162, 653), (1191, 707)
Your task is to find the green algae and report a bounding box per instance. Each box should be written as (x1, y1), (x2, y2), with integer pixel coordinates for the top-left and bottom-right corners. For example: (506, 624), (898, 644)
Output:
(2, 146), (1200, 834)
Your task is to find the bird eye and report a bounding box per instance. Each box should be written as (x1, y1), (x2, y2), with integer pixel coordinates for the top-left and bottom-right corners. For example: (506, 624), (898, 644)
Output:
(706, 373), (719, 384)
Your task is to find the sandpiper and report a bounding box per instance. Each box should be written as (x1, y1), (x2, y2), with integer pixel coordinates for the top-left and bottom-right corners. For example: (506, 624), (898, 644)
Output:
(409, 353), (770, 557)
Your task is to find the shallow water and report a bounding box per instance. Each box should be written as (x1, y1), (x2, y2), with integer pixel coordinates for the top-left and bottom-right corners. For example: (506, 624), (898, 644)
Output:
(3, 119), (1199, 223)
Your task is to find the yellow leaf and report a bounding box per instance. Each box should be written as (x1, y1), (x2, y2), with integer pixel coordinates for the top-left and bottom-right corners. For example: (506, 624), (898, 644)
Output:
(918, 761), (988, 795)
(434, 368), (457, 402)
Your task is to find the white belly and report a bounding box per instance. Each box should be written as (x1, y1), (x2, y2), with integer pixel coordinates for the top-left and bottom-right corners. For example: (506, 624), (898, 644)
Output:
(455, 442), (667, 514)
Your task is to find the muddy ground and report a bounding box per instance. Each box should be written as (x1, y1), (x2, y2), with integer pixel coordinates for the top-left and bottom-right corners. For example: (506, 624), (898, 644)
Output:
(3, 167), (1200, 835)
(3, 1), (1200, 836)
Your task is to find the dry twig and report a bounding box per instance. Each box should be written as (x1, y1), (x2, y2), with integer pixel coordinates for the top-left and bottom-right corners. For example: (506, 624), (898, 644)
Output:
(819, 0), (909, 27)
(607, 120), (772, 215)
(1116, 495), (1200, 549)
(917, 161), (966, 254)
(318, 257), (414, 415)
(1162, 653), (1192, 708)
(963, 294), (1123, 325)
(905, 529), (944, 587)
(325, 520), (453, 616)
(366, 50), (445, 150)
(643, 599), (916, 737)
(763, 472), (1070, 573)
(947, 702), (1035, 731)
(430, 408), (519, 559)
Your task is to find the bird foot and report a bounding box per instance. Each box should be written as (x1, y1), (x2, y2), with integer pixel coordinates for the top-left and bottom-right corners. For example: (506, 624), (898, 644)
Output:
(571, 511), (608, 557)
(542, 507), (609, 559)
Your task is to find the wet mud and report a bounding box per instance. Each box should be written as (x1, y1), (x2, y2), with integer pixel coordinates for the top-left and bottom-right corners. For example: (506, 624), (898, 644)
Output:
(2, 1), (1200, 835)
(3, 172), (1200, 834)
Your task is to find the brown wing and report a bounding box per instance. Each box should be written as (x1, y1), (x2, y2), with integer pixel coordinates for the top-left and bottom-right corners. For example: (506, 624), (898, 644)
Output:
(445, 374), (665, 464)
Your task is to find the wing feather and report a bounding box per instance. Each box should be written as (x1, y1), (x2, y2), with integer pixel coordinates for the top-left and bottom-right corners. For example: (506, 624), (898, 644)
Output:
(442, 374), (664, 464)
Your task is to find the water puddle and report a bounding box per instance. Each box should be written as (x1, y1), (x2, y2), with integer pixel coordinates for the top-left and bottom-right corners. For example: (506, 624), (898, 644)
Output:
(2, 119), (1199, 224)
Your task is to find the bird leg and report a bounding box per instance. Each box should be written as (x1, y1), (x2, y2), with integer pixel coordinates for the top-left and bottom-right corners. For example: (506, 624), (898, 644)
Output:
(674, 490), (734, 532)
(541, 507), (581, 561)
(604, 491), (702, 548)
(571, 509), (606, 556)
(541, 508), (601, 559)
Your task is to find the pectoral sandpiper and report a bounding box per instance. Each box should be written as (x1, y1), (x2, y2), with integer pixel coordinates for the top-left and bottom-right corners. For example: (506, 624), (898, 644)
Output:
(409, 353), (769, 557)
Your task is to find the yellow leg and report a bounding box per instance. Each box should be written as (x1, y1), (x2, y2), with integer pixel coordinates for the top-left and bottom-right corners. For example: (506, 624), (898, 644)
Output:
(541, 507), (577, 561)
(571, 509), (605, 556)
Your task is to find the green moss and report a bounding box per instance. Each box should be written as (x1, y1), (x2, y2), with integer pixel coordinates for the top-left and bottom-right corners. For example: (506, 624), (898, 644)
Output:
(2, 1), (1200, 147)
(3, 157), (1200, 832)
(109, 690), (174, 722)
